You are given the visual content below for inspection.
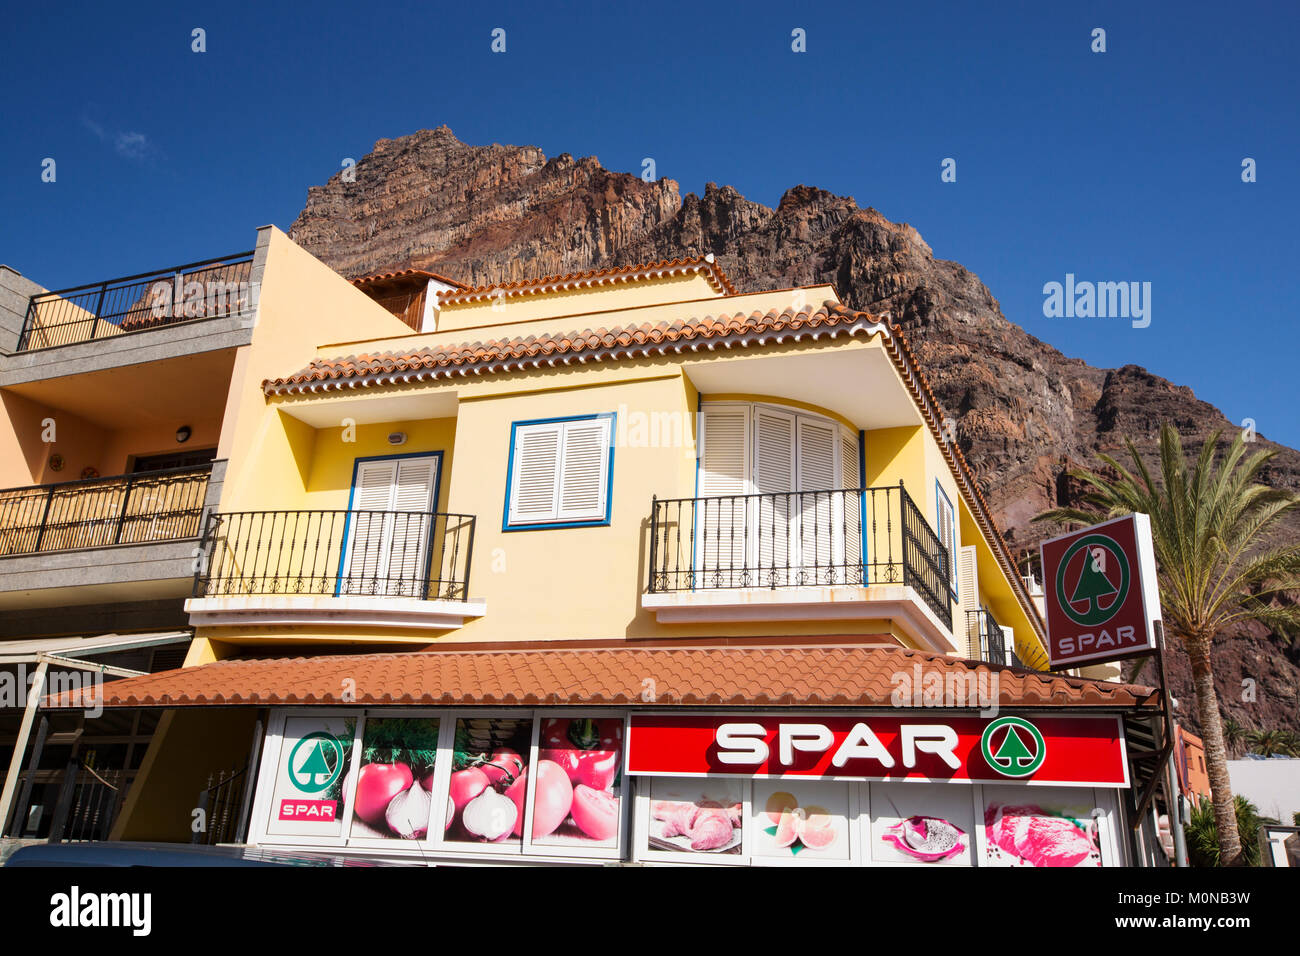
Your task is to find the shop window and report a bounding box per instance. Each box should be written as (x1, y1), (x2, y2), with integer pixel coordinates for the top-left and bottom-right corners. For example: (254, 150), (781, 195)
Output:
(504, 415), (615, 530)
(263, 715), (354, 840)
(348, 716), (440, 841)
(752, 779), (853, 863)
(532, 715), (624, 850)
(979, 785), (1110, 867)
(644, 777), (745, 860)
(442, 716), (534, 848)
(868, 781), (975, 866)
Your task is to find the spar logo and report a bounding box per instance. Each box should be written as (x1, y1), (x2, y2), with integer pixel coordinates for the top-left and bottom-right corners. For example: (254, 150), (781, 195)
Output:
(980, 716), (1046, 778)
(287, 732), (345, 793)
(1055, 534), (1131, 628)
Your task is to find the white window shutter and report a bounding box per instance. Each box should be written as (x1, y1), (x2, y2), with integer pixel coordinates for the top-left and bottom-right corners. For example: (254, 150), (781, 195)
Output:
(557, 418), (610, 521)
(796, 417), (837, 575)
(387, 457), (439, 594)
(698, 407), (750, 582)
(753, 408), (795, 584)
(841, 429), (862, 579)
(343, 460), (398, 589)
(959, 545), (979, 657)
(510, 424), (562, 523)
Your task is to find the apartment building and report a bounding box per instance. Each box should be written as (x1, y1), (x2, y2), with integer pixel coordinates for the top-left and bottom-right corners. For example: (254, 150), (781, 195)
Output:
(26, 237), (1167, 866)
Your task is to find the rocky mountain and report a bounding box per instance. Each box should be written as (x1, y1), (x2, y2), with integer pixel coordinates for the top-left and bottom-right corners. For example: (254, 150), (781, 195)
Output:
(290, 126), (1300, 737)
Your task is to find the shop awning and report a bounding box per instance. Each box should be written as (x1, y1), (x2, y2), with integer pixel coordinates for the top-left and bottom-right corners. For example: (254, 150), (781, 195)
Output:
(0, 630), (191, 666)
(42, 645), (1157, 711)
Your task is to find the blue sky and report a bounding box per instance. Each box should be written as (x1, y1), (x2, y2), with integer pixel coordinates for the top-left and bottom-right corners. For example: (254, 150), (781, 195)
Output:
(3, 0), (1296, 447)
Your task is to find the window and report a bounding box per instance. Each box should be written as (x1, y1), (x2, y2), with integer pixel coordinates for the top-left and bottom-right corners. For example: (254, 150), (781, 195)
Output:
(935, 482), (957, 595)
(340, 453), (441, 597)
(504, 414), (615, 530)
(695, 403), (861, 585)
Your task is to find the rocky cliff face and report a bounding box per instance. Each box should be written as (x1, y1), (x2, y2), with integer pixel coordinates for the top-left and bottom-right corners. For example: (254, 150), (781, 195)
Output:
(290, 127), (1300, 736)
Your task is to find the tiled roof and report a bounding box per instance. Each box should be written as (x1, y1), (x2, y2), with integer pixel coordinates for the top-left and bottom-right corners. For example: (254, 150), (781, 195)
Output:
(263, 300), (888, 395)
(44, 645), (1156, 710)
(261, 295), (1047, 652)
(350, 268), (467, 290)
(434, 254), (738, 304)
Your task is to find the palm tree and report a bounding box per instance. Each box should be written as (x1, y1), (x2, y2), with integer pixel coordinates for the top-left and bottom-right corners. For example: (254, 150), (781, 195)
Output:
(1221, 717), (1249, 759)
(1246, 728), (1300, 757)
(1037, 425), (1300, 865)
(1185, 794), (1274, 867)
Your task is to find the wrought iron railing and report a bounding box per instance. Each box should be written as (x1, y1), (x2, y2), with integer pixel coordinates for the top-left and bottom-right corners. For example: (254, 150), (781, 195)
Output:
(0, 464), (212, 556)
(48, 761), (130, 843)
(647, 483), (952, 629)
(192, 766), (248, 846)
(194, 509), (476, 601)
(966, 607), (1007, 667)
(16, 252), (255, 351)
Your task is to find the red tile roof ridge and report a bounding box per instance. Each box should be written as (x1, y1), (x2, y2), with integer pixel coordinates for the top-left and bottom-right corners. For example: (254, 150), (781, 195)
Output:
(43, 644), (1157, 711)
(435, 255), (739, 303)
(262, 299), (887, 395)
(350, 267), (468, 290)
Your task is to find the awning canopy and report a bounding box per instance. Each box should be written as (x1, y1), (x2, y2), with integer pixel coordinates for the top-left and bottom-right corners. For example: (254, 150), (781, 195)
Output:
(0, 630), (191, 666)
(42, 645), (1156, 711)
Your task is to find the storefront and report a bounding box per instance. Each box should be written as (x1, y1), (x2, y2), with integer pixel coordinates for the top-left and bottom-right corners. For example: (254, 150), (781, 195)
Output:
(246, 705), (1133, 867)
(44, 644), (1160, 864)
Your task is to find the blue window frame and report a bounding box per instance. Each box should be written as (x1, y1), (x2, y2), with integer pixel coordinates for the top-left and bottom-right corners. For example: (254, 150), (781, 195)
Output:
(935, 480), (958, 597)
(503, 413), (615, 531)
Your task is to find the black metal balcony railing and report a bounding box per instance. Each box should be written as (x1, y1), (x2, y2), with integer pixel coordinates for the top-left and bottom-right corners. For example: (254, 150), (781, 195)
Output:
(194, 509), (476, 602)
(0, 465), (212, 556)
(647, 484), (953, 630)
(16, 252), (255, 351)
(966, 608), (1007, 667)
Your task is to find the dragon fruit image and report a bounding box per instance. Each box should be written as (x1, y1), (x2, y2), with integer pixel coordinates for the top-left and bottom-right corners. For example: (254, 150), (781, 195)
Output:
(881, 815), (966, 862)
(984, 803), (1101, 867)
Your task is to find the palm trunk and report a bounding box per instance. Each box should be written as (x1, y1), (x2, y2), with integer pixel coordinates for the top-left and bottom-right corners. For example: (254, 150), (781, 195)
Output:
(1186, 637), (1242, 865)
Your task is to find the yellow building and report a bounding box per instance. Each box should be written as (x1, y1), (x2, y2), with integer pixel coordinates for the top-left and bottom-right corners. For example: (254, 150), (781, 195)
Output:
(25, 231), (1165, 867)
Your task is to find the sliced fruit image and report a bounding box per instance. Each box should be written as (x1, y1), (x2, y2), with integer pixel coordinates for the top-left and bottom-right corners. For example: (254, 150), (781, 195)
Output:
(796, 807), (837, 850)
(772, 810), (801, 848)
(764, 791), (799, 825)
(881, 815), (966, 862)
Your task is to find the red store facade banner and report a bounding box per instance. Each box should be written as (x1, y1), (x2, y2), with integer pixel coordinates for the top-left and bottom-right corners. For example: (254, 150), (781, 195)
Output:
(625, 713), (1130, 788)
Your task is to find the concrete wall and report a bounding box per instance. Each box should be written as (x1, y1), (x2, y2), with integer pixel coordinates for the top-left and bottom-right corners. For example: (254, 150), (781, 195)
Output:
(1228, 758), (1300, 823)
(0, 267), (45, 353)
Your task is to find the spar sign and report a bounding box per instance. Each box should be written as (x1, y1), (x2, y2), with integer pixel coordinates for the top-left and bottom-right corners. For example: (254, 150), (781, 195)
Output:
(1040, 513), (1161, 668)
(626, 713), (1129, 787)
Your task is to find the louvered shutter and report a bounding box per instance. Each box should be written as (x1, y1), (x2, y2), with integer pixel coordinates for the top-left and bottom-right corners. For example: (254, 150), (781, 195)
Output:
(958, 545), (979, 657)
(936, 491), (956, 590)
(795, 417), (837, 581)
(556, 418), (611, 521)
(342, 460), (398, 594)
(341, 457), (438, 596)
(753, 408), (795, 586)
(841, 429), (862, 582)
(387, 457), (439, 596)
(509, 424), (563, 524)
(697, 406), (750, 586)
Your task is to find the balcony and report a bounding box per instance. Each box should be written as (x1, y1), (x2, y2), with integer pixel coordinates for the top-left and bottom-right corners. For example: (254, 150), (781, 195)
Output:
(15, 253), (255, 352)
(0, 465), (217, 607)
(0, 466), (212, 556)
(644, 485), (956, 649)
(187, 509), (483, 633)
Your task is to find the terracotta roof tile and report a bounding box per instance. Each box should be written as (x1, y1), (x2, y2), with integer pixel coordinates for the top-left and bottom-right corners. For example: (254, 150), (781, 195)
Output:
(434, 255), (738, 303)
(44, 645), (1156, 710)
(350, 268), (467, 289)
(263, 300), (887, 395)
(261, 295), (1046, 654)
